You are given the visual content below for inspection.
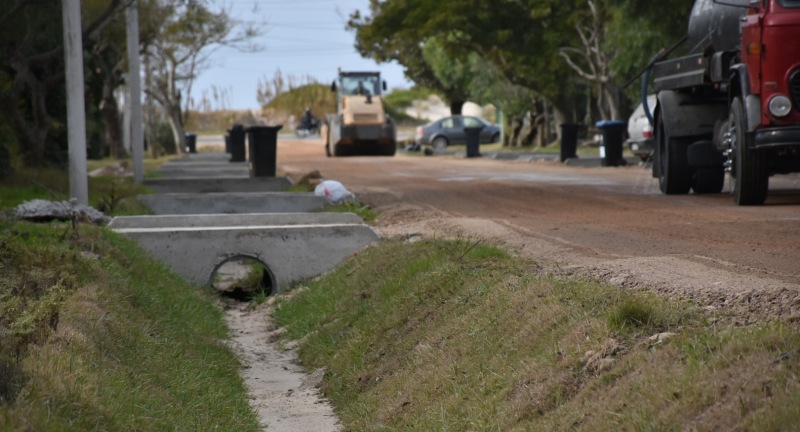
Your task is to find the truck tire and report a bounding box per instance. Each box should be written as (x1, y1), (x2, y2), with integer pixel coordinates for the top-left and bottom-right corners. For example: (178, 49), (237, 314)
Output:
(332, 143), (349, 157)
(655, 110), (691, 194)
(381, 143), (397, 156)
(730, 97), (768, 205)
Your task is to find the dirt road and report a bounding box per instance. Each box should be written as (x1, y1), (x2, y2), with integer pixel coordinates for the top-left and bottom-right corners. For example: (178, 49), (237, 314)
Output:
(278, 137), (800, 323)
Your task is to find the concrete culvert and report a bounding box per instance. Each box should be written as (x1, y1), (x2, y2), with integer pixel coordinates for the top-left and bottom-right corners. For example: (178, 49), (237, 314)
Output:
(210, 255), (275, 301)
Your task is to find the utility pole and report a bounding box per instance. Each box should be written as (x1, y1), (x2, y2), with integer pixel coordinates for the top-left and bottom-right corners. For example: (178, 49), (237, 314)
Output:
(126, 0), (144, 183)
(62, 0), (89, 205)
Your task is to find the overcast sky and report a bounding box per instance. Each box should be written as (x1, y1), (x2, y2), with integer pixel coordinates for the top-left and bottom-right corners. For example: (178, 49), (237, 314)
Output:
(190, 0), (413, 110)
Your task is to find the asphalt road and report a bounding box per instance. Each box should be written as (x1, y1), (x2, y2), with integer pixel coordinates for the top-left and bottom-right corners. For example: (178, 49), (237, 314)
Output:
(277, 137), (800, 321)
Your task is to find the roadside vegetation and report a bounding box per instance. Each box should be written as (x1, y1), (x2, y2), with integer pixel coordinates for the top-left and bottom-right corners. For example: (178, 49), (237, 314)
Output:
(0, 167), (155, 216)
(0, 166), (261, 429)
(0, 221), (260, 430)
(274, 239), (800, 431)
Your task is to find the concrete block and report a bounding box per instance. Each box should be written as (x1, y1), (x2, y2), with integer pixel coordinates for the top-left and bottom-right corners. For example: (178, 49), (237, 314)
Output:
(143, 177), (292, 194)
(137, 192), (328, 215)
(111, 218), (379, 292)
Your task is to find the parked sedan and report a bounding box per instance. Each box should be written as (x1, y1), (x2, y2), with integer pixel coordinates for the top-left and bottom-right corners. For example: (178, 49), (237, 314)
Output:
(626, 95), (658, 161)
(415, 115), (501, 151)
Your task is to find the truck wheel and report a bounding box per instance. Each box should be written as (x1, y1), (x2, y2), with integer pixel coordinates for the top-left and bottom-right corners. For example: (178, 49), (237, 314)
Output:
(332, 144), (349, 157)
(729, 97), (768, 205)
(655, 111), (691, 194)
(382, 143), (397, 156)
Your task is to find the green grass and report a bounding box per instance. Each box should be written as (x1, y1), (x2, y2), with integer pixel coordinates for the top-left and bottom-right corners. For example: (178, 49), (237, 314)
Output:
(273, 239), (800, 431)
(0, 163), (170, 215)
(320, 202), (378, 224)
(0, 221), (260, 430)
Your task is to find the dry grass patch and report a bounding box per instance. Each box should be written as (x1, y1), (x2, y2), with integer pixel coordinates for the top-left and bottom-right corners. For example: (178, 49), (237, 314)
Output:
(274, 239), (800, 431)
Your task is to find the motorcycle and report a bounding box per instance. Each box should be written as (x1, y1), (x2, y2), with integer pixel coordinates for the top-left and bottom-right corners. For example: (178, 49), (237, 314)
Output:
(295, 115), (320, 137)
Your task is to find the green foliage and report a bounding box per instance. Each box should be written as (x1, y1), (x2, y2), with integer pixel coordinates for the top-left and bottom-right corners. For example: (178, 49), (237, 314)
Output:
(0, 222), (260, 430)
(320, 202), (378, 224)
(0, 167), (152, 215)
(383, 87), (435, 109)
(264, 83), (336, 118)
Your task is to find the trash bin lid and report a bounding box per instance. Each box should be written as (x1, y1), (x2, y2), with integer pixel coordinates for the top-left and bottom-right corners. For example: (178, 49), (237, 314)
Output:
(595, 120), (626, 128)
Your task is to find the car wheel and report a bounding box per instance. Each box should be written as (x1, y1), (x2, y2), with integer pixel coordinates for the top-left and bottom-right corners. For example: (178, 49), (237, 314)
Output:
(491, 132), (500, 144)
(432, 136), (448, 152)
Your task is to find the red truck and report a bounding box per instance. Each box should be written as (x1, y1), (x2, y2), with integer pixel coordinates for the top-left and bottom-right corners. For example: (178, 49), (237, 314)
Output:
(649, 0), (800, 205)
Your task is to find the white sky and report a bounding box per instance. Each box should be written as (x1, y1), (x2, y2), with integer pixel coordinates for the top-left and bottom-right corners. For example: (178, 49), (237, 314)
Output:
(190, 0), (413, 110)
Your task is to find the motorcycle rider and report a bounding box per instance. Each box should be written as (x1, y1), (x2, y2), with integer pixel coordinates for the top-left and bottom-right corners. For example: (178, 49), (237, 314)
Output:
(300, 107), (316, 130)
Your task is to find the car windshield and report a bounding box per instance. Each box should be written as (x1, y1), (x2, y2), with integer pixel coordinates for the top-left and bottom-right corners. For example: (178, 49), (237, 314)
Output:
(778, 0), (800, 7)
(340, 75), (381, 96)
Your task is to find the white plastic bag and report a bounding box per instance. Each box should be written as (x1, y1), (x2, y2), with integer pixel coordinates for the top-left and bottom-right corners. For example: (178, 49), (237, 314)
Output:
(314, 180), (356, 204)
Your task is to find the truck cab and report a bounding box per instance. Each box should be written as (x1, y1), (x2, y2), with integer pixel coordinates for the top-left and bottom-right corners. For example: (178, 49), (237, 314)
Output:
(651, 0), (800, 205)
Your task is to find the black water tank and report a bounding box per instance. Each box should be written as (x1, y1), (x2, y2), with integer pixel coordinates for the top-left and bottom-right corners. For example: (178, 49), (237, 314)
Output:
(687, 0), (747, 54)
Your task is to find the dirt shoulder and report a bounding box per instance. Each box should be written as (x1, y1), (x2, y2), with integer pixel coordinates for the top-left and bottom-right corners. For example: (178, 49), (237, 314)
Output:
(278, 137), (800, 326)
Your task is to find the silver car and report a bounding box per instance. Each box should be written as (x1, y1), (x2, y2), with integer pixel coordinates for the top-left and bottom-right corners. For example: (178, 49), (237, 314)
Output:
(627, 95), (658, 161)
(415, 115), (502, 151)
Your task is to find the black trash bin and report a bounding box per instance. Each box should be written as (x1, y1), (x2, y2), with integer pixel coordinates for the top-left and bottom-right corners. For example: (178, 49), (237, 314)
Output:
(559, 123), (581, 162)
(185, 132), (197, 154)
(464, 126), (484, 158)
(596, 120), (627, 167)
(228, 124), (246, 162)
(246, 125), (283, 177)
(224, 133), (231, 154)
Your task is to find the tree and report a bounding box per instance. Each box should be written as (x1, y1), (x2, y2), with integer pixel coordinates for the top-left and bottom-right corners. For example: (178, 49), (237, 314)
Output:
(559, 0), (621, 120)
(145, 1), (259, 154)
(0, 0), (125, 167)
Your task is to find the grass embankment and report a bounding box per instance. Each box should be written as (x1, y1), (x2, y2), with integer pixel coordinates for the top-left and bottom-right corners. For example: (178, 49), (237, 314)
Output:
(274, 239), (800, 431)
(1, 166), (260, 429)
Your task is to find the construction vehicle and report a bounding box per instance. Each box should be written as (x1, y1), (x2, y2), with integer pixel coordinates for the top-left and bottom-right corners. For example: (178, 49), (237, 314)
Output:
(322, 70), (396, 157)
(646, 0), (800, 205)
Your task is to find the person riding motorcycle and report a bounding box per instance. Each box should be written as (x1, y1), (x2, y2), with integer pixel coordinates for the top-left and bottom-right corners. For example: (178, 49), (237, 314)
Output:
(300, 107), (316, 130)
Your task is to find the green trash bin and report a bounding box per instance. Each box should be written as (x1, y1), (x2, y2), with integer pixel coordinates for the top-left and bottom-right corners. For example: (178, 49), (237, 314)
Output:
(246, 125), (283, 177)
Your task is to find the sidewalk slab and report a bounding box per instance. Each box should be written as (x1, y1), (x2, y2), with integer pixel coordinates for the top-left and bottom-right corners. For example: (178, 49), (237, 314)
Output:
(143, 177), (292, 194)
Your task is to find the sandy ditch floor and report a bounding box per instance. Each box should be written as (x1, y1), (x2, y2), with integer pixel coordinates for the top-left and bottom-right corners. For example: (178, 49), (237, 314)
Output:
(224, 302), (340, 432)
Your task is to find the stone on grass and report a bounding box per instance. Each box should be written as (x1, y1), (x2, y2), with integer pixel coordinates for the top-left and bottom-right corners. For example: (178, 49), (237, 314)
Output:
(13, 199), (111, 225)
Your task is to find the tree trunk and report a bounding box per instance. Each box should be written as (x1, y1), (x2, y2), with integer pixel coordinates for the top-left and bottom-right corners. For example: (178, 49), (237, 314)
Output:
(449, 100), (464, 115)
(167, 106), (186, 155)
(100, 77), (124, 159)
